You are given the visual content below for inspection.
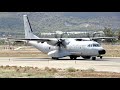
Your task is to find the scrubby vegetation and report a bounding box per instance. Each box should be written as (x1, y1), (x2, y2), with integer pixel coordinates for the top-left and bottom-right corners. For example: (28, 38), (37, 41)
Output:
(0, 66), (120, 78)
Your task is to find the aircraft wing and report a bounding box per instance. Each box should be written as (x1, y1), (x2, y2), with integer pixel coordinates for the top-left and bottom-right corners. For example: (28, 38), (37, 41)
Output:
(16, 38), (51, 42)
(14, 38), (59, 46)
(91, 37), (117, 40)
(90, 37), (117, 42)
(74, 37), (117, 42)
(75, 38), (91, 41)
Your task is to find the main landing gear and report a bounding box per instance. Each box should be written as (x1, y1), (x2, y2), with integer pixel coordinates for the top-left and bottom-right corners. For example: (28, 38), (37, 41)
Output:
(100, 56), (103, 59)
(92, 56), (103, 60)
(70, 56), (77, 60)
(52, 57), (59, 60)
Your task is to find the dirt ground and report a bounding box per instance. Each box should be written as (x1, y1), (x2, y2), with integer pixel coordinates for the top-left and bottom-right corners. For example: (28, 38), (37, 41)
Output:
(0, 45), (47, 57)
(0, 45), (120, 78)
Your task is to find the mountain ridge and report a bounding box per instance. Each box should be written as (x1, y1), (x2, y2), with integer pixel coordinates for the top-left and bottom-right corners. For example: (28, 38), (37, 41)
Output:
(0, 12), (120, 38)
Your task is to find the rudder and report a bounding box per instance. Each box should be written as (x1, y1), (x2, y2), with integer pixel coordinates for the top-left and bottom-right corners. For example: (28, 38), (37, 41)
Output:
(23, 15), (39, 39)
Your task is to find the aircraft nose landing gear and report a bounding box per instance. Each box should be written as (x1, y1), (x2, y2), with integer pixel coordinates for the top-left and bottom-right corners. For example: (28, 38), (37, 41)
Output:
(92, 57), (96, 60)
(92, 56), (103, 60)
(100, 56), (103, 59)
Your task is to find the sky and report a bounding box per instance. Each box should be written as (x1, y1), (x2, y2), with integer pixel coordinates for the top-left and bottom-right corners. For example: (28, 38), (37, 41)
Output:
(64, 12), (120, 18)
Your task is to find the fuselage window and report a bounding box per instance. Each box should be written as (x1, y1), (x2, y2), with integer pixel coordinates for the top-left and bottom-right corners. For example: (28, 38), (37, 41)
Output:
(97, 44), (100, 47)
(93, 44), (96, 47)
(88, 44), (92, 47)
(79, 45), (81, 48)
(91, 44), (92, 47)
(88, 44), (90, 47)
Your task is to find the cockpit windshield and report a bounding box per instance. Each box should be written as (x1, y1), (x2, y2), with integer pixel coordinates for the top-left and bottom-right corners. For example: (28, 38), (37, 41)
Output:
(88, 44), (100, 47)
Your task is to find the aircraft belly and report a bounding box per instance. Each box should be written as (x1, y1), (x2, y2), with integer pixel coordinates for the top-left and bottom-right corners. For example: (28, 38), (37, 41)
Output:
(70, 49), (98, 56)
(82, 49), (98, 56)
(48, 49), (70, 58)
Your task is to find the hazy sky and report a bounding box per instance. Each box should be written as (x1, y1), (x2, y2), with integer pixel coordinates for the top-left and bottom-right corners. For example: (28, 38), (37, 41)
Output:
(64, 12), (120, 18)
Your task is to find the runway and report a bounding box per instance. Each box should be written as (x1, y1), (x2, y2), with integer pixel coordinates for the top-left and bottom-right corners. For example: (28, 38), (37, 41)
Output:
(0, 57), (120, 73)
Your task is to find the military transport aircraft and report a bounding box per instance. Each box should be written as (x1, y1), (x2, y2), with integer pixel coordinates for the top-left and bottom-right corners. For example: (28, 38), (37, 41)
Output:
(15, 15), (108, 60)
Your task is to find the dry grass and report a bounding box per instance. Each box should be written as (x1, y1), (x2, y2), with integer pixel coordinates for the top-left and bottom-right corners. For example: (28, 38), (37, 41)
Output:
(103, 45), (120, 57)
(0, 45), (48, 57)
(0, 51), (47, 57)
(0, 45), (120, 78)
(0, 66), (120, 78)
(66, 67), (77, 72)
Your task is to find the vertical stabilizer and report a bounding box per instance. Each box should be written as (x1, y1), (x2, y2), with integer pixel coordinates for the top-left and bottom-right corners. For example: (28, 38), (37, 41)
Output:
(23, 15), (39, 39)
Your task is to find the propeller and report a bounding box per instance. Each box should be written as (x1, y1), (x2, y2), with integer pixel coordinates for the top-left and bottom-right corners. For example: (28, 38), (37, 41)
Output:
(53, 31), (68, 49)
(48, 31), (70, 58)
(55, 39), (66, 48)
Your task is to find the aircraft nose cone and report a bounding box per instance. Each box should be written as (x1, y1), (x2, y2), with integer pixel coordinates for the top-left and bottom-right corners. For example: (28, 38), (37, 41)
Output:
(99, 49), (106, 54)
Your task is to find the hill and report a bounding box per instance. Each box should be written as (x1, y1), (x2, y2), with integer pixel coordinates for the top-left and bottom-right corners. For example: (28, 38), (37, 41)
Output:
(0, 12), (120, 38)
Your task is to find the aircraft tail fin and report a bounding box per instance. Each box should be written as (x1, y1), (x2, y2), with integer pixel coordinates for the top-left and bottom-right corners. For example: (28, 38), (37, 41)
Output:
(23, 15), (39, 39)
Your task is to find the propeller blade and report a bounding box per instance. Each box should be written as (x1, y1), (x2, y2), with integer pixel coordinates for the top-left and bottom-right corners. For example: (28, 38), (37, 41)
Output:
(53, 31), (69, 49)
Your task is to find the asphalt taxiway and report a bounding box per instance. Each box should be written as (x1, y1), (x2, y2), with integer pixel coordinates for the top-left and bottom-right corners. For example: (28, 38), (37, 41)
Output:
(0, 57), (120, 73)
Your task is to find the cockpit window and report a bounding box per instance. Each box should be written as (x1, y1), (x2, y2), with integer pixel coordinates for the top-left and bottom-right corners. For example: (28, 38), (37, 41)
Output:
(88, 44), (100, 47)
(88, 44), (90, 47)
(93, 44), (97, 47)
